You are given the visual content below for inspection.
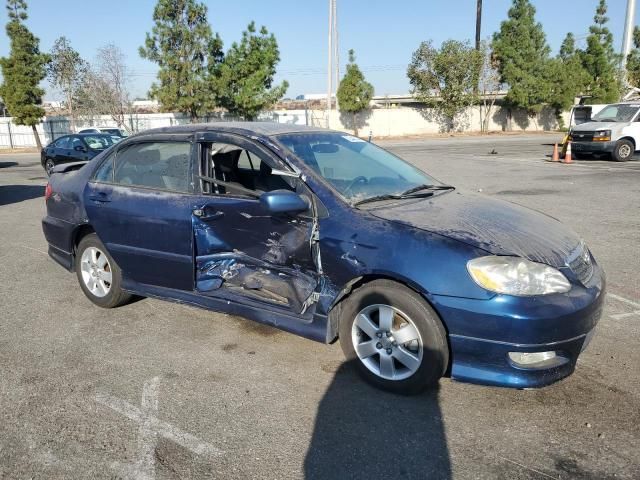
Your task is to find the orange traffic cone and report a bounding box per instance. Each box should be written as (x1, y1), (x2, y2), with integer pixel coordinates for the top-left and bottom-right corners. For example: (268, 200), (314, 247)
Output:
(551, 143), (560, 162)
(563, 141), (573, 164)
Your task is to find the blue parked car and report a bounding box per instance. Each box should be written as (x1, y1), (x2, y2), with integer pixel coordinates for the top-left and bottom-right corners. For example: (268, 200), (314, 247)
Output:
(42, 123), (605, 394)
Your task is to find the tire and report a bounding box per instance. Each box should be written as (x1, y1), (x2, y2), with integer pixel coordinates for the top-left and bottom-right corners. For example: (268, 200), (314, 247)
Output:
(338, 279), (449, 395)
(44, 158), (56, 176)
(75, 233), (131, 308)
(612, 139), (634, 162)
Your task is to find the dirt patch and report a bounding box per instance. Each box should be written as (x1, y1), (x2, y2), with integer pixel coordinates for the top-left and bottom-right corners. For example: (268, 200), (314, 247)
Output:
(221, 343), (238, 352)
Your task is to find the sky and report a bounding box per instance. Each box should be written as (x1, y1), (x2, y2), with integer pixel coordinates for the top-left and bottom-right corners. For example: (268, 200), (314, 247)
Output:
(0, 0), (636, 101)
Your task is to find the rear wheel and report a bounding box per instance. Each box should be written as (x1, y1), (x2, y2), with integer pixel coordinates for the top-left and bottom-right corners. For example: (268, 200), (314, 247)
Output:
(75, 233), (131, 308)
(338, 279), (449, 395)
(44, 158), (55, 176)
(612, 139), (634, 162)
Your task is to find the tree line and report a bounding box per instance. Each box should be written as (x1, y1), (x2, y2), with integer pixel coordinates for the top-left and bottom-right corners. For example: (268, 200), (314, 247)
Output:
(0, 0), (290, 147)
(2, 0), (640, 147)
(406, 0), (640, 132)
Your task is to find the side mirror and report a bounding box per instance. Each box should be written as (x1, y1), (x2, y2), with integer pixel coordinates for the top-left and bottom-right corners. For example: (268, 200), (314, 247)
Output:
(259, 190), (309, 214)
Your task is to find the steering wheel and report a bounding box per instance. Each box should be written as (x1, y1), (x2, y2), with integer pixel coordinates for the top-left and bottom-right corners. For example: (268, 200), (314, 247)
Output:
(343, 176), (368, 195)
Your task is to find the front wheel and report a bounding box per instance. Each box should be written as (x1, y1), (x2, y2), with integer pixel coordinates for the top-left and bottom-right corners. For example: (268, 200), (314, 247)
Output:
(612, 139), (635, 162)
(75, 233), (131, 308)
(338, 279), (449, 395)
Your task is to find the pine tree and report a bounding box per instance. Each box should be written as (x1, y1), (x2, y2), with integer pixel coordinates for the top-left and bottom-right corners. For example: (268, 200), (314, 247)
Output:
(214, 22), (288, 120)
(337, 50), (374, 136)
(0, 0), (50, 149)
(579, 0), (621, 103)
(407, 39), (483, 131)
(547, 33), (589, 125)
(47, 36), (89, 131)
(491, 0), (550, 117)
(139, 0), (223, 121)
(626, 26), (640, 88)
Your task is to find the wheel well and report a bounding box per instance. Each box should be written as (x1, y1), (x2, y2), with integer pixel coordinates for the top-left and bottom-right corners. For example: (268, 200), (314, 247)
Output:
(618, 137), (636, 149)
(72, 224), (95, 253)
(327, 274), (453, 376)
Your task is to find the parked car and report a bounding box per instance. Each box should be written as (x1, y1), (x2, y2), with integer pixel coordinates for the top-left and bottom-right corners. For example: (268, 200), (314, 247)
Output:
(41, 123), (605, 394)
(78, 127), (128, 138)
(41, 133), (119, 176)
(569, 101), (640, 161)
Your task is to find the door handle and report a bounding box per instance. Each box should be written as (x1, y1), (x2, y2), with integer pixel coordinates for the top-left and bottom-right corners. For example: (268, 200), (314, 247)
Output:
(193, 209), (224, 221)
(89, 192), (111, 203)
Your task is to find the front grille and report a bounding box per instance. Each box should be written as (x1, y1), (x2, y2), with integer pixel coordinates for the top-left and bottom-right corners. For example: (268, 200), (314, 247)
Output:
(571, 131), (594, 142)
(567, 243), (594, 285)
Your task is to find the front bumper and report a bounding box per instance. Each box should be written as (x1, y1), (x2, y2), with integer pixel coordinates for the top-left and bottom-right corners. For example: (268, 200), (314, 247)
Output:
(431, 265), (605, 388)
(571, 141), (614, 153)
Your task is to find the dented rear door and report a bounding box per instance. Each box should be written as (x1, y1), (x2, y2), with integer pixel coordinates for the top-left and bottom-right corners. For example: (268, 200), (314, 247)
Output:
(192, 195), (318, 312)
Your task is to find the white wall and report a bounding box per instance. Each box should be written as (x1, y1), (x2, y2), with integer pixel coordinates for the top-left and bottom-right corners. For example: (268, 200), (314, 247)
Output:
(0, 106), (570, 148)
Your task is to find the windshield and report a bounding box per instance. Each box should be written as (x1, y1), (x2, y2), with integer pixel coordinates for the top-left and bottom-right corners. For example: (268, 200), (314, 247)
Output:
(276, 132), (441, 203)
(591, 104), (640, 123)
(83, 135), (118, 150)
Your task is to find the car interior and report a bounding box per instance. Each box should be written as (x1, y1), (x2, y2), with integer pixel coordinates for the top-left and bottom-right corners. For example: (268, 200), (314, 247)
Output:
(201, 143), (294, 195)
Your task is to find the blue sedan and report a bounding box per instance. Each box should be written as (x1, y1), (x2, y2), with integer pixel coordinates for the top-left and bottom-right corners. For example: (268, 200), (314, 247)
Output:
(42, 123), (605, 394)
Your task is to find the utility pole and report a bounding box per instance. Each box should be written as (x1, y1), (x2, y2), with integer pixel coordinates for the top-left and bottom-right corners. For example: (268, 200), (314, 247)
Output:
(621, 0), (637, 84)
(326, 0), (333, 127)
(475, 0), (482, 50)
(334, 0), (339, 110)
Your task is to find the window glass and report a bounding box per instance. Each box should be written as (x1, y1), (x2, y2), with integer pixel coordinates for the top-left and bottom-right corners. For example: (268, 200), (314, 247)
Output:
(94, 151), (115, 183)
(114, 142), (192, 192)
(592, 104), (640, 123)
(237, 149), (261, 171)
(70, 136), (84, 150)
(54, 136), (70, 148)
(83, 135), (118, 150)
(277, 132), (439, 203)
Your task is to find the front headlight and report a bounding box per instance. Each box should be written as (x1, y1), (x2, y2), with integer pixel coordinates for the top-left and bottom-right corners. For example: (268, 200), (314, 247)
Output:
(467, 256), (570, 296)
(593, 130), (611, 141)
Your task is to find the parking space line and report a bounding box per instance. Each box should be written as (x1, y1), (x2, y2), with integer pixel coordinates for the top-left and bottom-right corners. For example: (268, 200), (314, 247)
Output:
(96, 377), (223, 479)
(608, 293), (640, 309)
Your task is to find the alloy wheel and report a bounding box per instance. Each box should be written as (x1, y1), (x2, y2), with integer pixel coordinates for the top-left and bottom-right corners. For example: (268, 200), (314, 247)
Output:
(45, 159), (55, 175)
(619, 144), (632, 159)
(351, 304), (423, 381)
(80, 246), (112, 298)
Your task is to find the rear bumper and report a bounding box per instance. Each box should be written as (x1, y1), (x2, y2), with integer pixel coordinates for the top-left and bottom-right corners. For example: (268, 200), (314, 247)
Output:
(42, 215), (75, 271)
(572, 141), (614, 153)
(431, 265), (605, 388)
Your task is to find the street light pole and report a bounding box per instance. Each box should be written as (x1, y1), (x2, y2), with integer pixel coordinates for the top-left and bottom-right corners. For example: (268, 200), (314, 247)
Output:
(334, 0), (339, 111)
(327, 0), (333, 127)
(621, 0), (637, 80)
(475, 0), (482, 50)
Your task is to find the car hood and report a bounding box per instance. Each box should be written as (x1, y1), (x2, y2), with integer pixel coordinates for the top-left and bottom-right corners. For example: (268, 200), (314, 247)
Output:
(368, 191), (581, 268)
(572, 121), (619, 131)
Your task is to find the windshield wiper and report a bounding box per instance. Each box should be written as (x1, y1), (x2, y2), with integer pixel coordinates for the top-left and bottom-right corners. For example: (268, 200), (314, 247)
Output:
(400, 184), (455, 196)
(353, 191), (435, 207)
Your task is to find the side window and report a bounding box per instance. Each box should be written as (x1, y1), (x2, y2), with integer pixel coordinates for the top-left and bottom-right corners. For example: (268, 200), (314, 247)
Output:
(113, 142), (192, 193)
(237, 149), (261, 171)
(93, 150), (115, 183)
(54, 137), (70, 148)
(203, 142), (293, 195)
(70, 136), (84, 150)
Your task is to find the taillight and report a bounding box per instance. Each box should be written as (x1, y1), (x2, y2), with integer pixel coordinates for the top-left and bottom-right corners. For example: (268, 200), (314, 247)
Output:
(45, 183), (53, 201)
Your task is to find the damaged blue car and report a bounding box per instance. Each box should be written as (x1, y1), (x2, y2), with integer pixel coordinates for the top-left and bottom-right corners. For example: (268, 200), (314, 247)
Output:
(42, 123), (605, 394)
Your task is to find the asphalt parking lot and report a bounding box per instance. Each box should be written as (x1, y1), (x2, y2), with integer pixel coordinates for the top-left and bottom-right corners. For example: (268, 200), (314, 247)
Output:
(1, 133), (639, 479)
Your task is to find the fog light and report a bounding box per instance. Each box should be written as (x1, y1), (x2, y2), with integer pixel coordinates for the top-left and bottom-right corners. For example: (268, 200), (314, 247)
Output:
(508, 351), (556, 367)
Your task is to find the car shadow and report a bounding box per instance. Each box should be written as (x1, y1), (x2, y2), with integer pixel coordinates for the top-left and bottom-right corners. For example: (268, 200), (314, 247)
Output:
(0, 161), (18, 168)
(0, 185), (44, 206)
(303, 361), (451, 480)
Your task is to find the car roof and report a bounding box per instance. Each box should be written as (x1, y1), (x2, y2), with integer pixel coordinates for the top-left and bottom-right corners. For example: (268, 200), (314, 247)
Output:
(135, 121), (328, 139)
